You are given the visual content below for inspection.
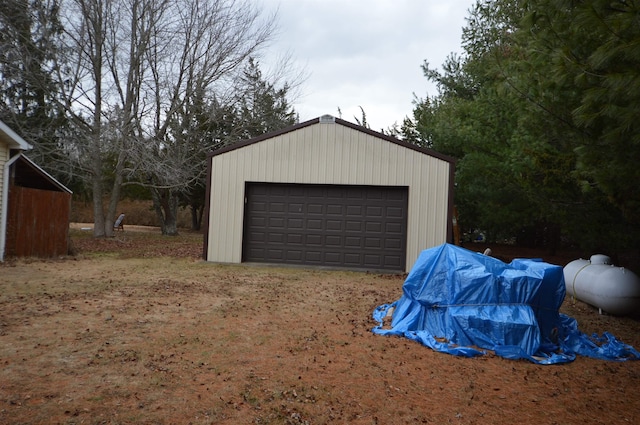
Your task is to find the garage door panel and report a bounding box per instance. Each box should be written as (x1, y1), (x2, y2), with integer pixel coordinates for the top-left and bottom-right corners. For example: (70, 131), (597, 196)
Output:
(366, 206), (383, 217)
(251, 201), (267, 212)
(325, 235), (342, 246)
(345, 236), (362, 248)
(270, 202), (286, 213)
(387, 190), (405, 200)
(286, 250), (303, 261)
(345, 221), (362, 232)
(324, 252), (342, 263)
(249, 232), (265, 242)
(384, 255), (403, 268)
(243, 183), (408, 270)
(268, 217), (285, 228)
(305, 251), (322, 262)
(306, 234), (322, 246)
(364, 237), (382, 248)
(346, 205), (362, 216)
(267, 248), (284, 259)
(386, 222), (403, 234)
(344, 253), (362, 265)
(386, 206), (404, 218)
(327, 187), (345, 198)
(307, 219), (323, 230)
(250, 216), (267, 227)
(364, 254), (382, 266)
(268, 232), (285, 243)
(308, 204), (324, 214)
(365, 222), (382, 233)
(287, 218), (304, 228)
(288, 203), (304, 213)
(326, 220), (343, 231)
(366, 189), (384, 200)
(385, 238), (403, 249)
(326, 204), (343, 215)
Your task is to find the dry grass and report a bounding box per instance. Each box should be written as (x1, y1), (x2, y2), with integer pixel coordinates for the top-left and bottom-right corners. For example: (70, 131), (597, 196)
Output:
(1, 230), (639, 424)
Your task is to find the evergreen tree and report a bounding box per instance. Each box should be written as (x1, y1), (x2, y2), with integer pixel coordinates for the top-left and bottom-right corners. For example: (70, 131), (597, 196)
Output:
(406, 0), (640, 254)
(0, 0), (74, 187)
(236, 58), (297, 139)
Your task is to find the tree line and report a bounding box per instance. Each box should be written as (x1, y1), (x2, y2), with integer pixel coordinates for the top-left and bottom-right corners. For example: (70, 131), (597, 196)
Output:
(0, 0), (298, 236)
(3, 0), (638, 258)
(396, 0), (639, 257)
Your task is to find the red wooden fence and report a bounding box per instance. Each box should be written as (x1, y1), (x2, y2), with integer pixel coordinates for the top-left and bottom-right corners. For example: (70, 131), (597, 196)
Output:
(6, 185), (71, 258)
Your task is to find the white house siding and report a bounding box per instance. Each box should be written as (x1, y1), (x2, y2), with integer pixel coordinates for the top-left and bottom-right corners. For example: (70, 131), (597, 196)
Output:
(206, 120), (453, 271)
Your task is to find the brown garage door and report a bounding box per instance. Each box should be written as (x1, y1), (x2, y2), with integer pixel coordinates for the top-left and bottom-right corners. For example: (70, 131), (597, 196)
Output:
(243, 183), (408, 271)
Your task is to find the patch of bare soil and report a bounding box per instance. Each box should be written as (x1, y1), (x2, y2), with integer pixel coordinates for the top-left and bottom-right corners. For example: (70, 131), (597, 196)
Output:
(1, 231), (639, 424)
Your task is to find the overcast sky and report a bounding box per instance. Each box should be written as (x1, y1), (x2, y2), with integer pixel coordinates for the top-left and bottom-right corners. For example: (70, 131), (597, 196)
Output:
(260, 0), (475, 131)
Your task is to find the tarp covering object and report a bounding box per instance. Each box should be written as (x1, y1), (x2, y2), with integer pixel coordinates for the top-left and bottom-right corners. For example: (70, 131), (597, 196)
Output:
(372, 243), (639, 364)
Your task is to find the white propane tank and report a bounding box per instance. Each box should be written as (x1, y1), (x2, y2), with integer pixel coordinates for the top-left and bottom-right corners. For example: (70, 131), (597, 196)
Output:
(563, 255), (640, 315)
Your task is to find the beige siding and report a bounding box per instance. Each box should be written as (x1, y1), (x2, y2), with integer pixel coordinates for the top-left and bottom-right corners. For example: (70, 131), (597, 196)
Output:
(207, 121), (452, 271)
(0, 142), (8, 227)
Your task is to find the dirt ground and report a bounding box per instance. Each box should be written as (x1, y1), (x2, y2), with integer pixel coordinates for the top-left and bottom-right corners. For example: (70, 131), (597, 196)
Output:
(1, 227), (639, 424)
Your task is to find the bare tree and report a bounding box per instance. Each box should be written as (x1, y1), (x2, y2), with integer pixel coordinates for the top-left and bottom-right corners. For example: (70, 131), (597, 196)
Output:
(54, 0), (277, 236)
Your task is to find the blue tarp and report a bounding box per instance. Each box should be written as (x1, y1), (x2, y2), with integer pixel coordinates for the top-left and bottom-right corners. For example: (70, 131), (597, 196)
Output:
(372, 243), (639, 364)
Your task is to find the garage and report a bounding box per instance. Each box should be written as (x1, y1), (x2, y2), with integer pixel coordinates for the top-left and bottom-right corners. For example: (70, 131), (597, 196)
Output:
(243, 183), (408, 270)
(204, 115), (455, 272)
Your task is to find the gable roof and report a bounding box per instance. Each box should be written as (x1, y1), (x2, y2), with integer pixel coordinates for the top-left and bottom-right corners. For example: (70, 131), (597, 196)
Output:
(12, 153), (72, 194)
(208, 115), (456, 165)
(0, 119), (33, 150)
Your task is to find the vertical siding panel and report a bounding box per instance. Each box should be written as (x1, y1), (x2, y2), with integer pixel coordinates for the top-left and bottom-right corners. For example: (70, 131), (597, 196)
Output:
(369, 135), (379, 185)
(391, 144), (401, 185)
(235, 149), (248, 261)
(440, 162), (451, 242)
(350, 128), (358, 182)
(271, 136), (279, 181)
(318, 124), (328, 182)
(217, 155), (231, 261)
(409, 154), (419, 254)
(215, 155), (227, 261)
(227, 153), (240, 262)
(330, 124), (346, 183)
(328, 123), (338, 183)
(258, 141), (266, 181)
(265, 139), (273, 180)
(6, 186), (70, 258)
(379, 138), (389, 185)
(286, 132), (295, 182)
(306, 126), (315, 183)
(293, 130), (303, 182)
(357, 131), (367, 184)
(353, 128), (362, 183)
(358, 133), (373, 184)
(350, 129), (359, 183)
(251, 142), (260, 181)
(306, 127), (313, 181)
(207, 160), (217, 260)
(309, 126), (319, 181)
(405, 148), (419, 265)
(0, 145), (6, 224)
(425, 158), (436, 247)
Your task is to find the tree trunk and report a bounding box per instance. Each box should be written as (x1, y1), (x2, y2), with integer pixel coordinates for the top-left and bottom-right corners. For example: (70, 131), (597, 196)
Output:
(92, 175), (106, 238)
(104, 149), (127, 237)
(190, 203), (204, 231)
(151, 187), (179, 236)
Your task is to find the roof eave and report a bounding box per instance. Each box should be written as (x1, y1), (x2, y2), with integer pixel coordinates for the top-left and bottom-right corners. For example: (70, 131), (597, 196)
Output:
(0, 120), (33, 151)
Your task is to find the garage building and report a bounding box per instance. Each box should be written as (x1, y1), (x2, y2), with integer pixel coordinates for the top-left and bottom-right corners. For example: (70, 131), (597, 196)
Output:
(203, 115), (455, 272)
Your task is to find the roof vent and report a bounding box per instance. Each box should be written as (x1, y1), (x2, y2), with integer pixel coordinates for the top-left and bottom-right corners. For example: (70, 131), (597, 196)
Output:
(319, 114), (335, 123)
